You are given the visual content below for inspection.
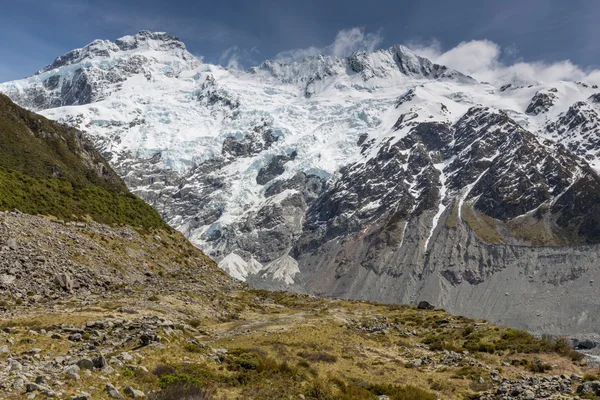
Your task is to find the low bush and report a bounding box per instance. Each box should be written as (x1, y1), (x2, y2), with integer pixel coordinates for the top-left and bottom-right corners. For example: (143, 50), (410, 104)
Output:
(148, 383), (216, 400)
(152, 365), (176, 377)
(158, 373), (202, 389)
(297, 351), (338, 363)
(367, 383), (437, 400)
(527, 362), (552, 373)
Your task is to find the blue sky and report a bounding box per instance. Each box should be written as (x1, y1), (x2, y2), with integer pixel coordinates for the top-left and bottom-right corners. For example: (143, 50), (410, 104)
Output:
(1, 0), (599, 81)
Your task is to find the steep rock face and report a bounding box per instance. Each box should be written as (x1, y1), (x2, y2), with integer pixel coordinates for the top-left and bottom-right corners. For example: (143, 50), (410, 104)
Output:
(296, 106), (600, 258)
(4, 32), (600, 335)
(526, 89), (558, 115)
(547, 99), (600, 163)
(296, 215), (600, 335)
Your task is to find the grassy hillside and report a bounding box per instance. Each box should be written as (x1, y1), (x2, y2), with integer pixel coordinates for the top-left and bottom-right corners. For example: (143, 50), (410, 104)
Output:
(0, 288), (590, 400)
(0, 94), (168, 228)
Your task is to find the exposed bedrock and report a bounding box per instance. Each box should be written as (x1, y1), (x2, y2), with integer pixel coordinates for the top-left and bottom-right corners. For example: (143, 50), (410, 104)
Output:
(290, 209), (600, 336)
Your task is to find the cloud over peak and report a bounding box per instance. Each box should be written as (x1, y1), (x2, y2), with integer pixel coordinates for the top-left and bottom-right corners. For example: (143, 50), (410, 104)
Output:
(408, 39), (600, 86)
(216, 25), (600, 86)
(275, 27), (383, 63)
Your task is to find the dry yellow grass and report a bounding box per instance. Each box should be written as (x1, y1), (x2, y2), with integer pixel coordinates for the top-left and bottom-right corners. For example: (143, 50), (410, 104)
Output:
(0, 291), (590, 400)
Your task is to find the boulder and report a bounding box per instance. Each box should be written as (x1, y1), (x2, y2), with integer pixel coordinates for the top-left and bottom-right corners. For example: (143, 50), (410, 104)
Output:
(417, 301), (435, 310)
(124, 386), (146, 398)
(93, 354), (107, 369)
(106, 383), (125, 399)
(578, 381), (600, 395)
(54, 272), (74, 292)
(77, 358), (94, 370)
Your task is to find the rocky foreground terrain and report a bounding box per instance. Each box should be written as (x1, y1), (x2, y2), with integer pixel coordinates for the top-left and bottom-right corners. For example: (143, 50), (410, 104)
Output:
(1, 213), (600, 400)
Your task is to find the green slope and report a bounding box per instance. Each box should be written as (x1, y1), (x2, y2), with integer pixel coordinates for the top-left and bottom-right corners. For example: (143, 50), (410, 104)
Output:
(0, 94), (168, 229)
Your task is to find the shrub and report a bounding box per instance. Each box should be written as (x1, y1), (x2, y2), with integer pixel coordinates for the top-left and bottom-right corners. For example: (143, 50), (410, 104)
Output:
(226, 350), (261, 371)
(152, 365), (176, 377)
(553, 337), (585, 362)
(184, 343), (206, 353)
(367, 383), (437, 400)
(304, 379), (334, 400)
(527, 359), (552, 374)
(148, 383), (216, 400)
(297, 351), (338, 363)
(462, 325), (475, 337)
(0, 167), (168, 229)
(464, 341), (496, 354)
(158, 373), (202, 389)
(451, 365), (487, 381)
(186, 319), (202, 328)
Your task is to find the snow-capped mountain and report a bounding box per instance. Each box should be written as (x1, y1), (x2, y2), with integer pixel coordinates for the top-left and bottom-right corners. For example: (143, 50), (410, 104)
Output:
(4, 31), (600, 334)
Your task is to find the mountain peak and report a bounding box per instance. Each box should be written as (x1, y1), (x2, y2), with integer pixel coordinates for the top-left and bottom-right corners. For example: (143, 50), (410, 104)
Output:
(37, 30), (189, 75)
(114, 30), (186, 52)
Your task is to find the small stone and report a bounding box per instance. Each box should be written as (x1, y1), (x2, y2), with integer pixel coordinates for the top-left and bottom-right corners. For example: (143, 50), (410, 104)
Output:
(124, 386), (146, 398)
(106, 383), (125, 399)
(7, 238), (17, 250)
(93, 354), (107, 369)
(523, 389), (535, 400)
(64, 364), (81, 375)
(12, 378), (25, 389)
(109, 357), (124, 367)
(577, 381), (600, 395)
(64, 364), (81, 380)
(102, 365), (116, 375)
(9, 360), (23, 371)
(140, 333), (157, 346)
(26, 382), (54, 395)
(0, 345), (9, 353)
(54, 272), (74, 292)
(77, 359), (94, 370)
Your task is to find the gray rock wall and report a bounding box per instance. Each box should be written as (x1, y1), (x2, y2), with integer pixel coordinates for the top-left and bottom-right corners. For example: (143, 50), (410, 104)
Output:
(290, 209), (600, 336)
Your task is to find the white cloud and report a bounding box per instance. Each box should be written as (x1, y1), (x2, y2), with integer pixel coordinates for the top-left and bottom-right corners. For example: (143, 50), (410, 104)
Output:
(404, 39), (442, 62)
(275, 27), (383, 63)
(408, 39), (600, 86)
(436, 40), (501, 77)
(329, 27), (383, 57)
(275, 46), (322, 63)
(219, 46), (259, 70)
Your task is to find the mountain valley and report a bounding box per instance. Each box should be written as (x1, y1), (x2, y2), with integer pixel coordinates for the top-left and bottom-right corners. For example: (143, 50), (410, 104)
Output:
(2, 31), (600, 335)
(1, 33), (600, 399)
